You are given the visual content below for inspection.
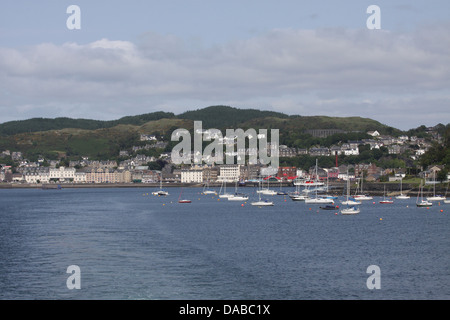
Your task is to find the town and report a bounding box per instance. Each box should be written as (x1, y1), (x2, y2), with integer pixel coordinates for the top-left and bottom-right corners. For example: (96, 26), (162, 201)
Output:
(0, 126), (448, 189)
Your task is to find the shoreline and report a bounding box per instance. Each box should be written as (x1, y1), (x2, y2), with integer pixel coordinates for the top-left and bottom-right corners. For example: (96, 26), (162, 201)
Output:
(1, 181), (447, 197)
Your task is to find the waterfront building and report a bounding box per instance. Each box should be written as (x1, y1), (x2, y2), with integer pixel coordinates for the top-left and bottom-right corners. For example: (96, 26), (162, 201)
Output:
(181, 168), (203, 183)
(217, 165), (240, 182)
(49, 167), (76, 182)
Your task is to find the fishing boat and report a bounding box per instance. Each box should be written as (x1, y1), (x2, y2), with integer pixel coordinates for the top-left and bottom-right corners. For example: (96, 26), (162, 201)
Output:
(417, 181), (432, 207)
(379, 185), (394, 204)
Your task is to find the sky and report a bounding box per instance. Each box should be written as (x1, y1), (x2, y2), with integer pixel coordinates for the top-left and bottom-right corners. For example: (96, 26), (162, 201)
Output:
(0, 0), (449, 130)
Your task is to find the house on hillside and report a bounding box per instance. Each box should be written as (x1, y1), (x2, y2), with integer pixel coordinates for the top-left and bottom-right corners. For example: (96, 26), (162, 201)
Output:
(367, 130), (380, 137)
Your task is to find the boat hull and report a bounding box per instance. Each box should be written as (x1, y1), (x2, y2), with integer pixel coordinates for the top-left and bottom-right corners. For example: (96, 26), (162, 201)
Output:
(251, 201), (274, 206)
(340, 207), (360, 215)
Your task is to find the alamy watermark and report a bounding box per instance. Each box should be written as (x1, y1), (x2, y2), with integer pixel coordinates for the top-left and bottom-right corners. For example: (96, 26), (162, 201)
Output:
(366, 265), (381, 289)
(366, 5), (381, 30)
(66, 265), (81, 289)
(170, 121), (279, 168)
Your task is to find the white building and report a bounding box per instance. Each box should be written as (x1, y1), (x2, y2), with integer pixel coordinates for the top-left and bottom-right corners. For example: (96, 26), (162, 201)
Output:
(74, 172), (87, 183)
(181, 169), (203, 183)
(343, 148), (360, 156)
(217, 165), (240, 182)
(49, 167), (76, 181)
(24, 171), (50, 184)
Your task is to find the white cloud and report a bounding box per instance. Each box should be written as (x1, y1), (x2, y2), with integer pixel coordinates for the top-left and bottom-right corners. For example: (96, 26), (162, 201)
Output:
(0, 25), (449, 129)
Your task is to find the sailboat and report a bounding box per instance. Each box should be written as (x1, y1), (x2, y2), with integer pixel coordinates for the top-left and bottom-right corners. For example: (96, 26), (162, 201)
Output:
(417, 181), (432, 207)
(426, 171), (446, 201)
(305, 159), (334, 204)
(218, 180), (233, 198)
(228, 181), (249, 201)
(396, 177), (410, 199)
(444, 183), (450, 204)
(277, 179), (288, 195)
(251, 182), (274, 206)
(340, 173), (361, 205)
(379, 185), (394, 204)
(152, 172), (169, 196)
(202, 173), (217, 195)
(178, 188), (191, 203)
(340, 176), (360, 214)
(257, 176), (277, 195)
(353, 172), (373, 200)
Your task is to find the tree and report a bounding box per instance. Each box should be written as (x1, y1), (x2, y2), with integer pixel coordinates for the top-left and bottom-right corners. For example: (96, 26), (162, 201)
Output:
(437, 168), (448, 183)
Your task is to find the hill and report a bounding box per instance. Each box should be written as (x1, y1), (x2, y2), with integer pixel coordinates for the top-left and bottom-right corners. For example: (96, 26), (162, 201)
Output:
(0, 111), (175, 136)
(0, 105), (417, 161)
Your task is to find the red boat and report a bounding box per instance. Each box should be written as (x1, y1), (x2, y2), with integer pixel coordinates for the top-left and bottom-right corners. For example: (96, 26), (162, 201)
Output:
(178, 188), (191, 203)
(379, 186), (393, 204)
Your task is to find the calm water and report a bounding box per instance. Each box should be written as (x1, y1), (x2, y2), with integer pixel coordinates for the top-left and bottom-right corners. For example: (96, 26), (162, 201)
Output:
(0, 186), (448, 300)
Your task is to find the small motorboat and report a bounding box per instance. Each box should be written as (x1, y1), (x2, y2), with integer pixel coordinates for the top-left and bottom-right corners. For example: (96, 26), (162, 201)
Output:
(319, 205), (337, 210)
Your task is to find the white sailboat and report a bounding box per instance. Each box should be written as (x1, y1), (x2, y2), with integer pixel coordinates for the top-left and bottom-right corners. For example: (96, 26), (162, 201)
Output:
(444, 183), (450, 203)
(290, 194), (309, 201)
(340, 206), (360, 215)
(228, 181), (249, 201)
(305, 196), (335, 204)
(202, 173), (217, 195)
(340, 175), (361, 205)
(379, 185), (394, 204)
(251, 182), (274, 206)
(305, 159), (334, 204)
(340, 176), (360, 215)
(152, 172), (169, 196)
(353, 173), (373, 200)
(396, 177), (410, 199)
(257, 177), (277, 195)
(417, 181), (432, 207)
(426, 171), (446, 201)
(218, 181), (233, 198)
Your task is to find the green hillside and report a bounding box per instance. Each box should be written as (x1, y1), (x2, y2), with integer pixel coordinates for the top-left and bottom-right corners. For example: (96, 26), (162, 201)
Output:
(177, 105), (289, 128)
(0, 111), (175, 136)
(0, 105), (412, 161)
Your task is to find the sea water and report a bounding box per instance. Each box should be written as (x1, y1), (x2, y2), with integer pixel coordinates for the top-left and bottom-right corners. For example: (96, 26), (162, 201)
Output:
(0, 187), (448, 299)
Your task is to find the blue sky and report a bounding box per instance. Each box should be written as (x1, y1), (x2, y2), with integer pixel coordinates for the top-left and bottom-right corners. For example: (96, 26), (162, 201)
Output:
(1, 1), (449, 130)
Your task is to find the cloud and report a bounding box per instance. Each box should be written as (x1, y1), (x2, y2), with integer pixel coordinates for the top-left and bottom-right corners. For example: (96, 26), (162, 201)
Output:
(0, 24), (449, 129)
